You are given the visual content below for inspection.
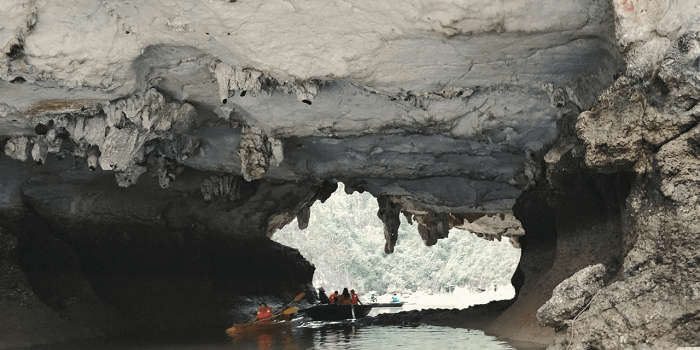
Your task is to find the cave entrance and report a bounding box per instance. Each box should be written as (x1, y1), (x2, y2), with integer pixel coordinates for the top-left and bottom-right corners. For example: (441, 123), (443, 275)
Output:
(272, 183), (521, 313)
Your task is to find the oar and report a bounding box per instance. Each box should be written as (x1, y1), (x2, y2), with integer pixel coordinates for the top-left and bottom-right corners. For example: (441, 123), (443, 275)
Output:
(281, 306), (298, 315)
(272, 292), (306, 318)
(288, 292), (306, 305)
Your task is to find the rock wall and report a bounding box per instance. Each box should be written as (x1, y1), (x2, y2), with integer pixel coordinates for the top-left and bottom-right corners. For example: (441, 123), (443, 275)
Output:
(521, 1), (700, 348)
(0, 157), (324, 348)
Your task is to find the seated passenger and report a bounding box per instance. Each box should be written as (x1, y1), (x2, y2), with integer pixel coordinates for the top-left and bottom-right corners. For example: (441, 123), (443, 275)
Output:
(329, 290), (339, 304)
(339, 288), (352, 305)
(256, 303), (273, 321)
(350, 289), (362, 305)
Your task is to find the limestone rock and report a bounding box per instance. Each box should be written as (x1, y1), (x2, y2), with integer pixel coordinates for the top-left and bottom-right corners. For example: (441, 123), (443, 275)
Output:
(238, 127), (283, 182)
(114, 166), (148, 188)
(296, 206), (311, 230)
(1, 88), (199, 188)
(452, 213), (525, 248)
(200, 175), (241, 202)
(376, 196), (401, 254)
(576, 79), (645, 173)
(29, 135), (47, 164)
(414, 212), (450, 246)
(0, 1), (36, 61)
(540, 10), (700, 349)
(98, 127), (147, 172)
(537, 264), (606, 328)
(656, 124), (700, 203)
(211, 61), (265, 103)
(3, 136), (29, 161)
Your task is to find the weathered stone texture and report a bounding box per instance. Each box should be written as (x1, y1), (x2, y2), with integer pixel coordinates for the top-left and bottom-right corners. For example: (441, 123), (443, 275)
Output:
(0, 0), (697, 348)
(537, 264), (607, 329)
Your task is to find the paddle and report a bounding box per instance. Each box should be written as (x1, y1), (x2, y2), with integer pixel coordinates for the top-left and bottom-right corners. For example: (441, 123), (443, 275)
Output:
(289, 292), (306, 304)
(271, 292), (305, 317)
(281, 306), (298, 315)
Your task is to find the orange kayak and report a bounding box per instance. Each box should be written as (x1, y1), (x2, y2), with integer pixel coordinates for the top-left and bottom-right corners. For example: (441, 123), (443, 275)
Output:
(226, 314), (295, 338)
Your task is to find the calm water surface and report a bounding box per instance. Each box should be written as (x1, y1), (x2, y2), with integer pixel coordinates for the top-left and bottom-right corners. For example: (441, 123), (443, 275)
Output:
(28, 324), (514, 350)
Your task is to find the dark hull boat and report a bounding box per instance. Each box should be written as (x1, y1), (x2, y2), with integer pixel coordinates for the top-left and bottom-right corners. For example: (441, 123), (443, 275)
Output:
(302, 304), (373, 321)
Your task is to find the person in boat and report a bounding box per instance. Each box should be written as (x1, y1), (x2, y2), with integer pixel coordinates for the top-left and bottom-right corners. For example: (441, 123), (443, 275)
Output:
(256, 302), (273, 321)
(370, 293), (377, 303)
(350, 289), (362, 305)
(329, 290), (339, 304)
(391, 294), (400, 303)
(337, 288), (353, 305)
(318, 287), (330, 304)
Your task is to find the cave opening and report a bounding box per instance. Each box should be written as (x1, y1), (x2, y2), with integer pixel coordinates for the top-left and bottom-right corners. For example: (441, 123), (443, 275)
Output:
(272, 183), (521, 313)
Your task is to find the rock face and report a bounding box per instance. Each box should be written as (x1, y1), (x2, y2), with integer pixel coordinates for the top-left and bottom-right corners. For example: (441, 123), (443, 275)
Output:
(542, 30), (700, 348)
(0, 0), (698, 349)
(502, 3), (699, 347)
(537, 264), (607, 329)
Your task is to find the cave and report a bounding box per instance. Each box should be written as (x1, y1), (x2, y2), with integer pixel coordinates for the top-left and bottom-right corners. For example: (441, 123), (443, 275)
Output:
(1, 0), (698, 349)
(271, 182), (522, 311)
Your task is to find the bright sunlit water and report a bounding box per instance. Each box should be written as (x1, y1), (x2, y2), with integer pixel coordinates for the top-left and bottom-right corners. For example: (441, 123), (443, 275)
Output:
(27, 324), (514, 350)
(365, 285), (516, 316)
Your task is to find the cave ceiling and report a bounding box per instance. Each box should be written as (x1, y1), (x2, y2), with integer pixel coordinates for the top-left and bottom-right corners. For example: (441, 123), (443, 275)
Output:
(0, 0), (622, 241)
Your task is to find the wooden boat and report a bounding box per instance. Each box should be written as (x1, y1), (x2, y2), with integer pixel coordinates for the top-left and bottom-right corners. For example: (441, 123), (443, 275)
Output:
(226, 314), (296, 338)
(368, 302), (404, 307)
(301, 304), (373, 321)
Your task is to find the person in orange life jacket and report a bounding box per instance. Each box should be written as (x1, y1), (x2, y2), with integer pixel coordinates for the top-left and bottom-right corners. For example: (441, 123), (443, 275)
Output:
(256, 302), (273, 321)
(337, 288), (352, 305)
(350, 289), (362, 305)
(329, 290), (339, 304)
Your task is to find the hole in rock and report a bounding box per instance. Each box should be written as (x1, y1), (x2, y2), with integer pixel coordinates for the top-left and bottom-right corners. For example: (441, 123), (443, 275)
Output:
(273, 183), (521, 315)
(301, 99), (312, 105)
(7, 43), (23, 58)
(34, 122), (49, 135)
(10, 76), (26, 84)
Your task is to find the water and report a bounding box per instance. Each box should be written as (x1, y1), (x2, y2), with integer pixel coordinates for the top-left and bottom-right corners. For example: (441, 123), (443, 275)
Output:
(26, 324), (514, 350)
(365, 285), (516, 317)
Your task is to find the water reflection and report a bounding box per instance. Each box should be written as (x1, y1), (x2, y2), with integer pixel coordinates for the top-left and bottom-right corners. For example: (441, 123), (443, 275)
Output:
(26, 324), (514, 350)
(230, 323), (513, 350)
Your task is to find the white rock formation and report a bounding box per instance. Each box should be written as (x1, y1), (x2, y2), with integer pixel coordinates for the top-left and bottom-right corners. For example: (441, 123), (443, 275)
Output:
(0, 0), (624, 198)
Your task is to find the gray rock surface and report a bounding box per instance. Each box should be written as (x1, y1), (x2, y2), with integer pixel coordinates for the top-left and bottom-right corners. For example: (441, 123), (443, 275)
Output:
(537, 264), (607, 328)
(538, 9), (700, 349)
(0, 0), (622, 222)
